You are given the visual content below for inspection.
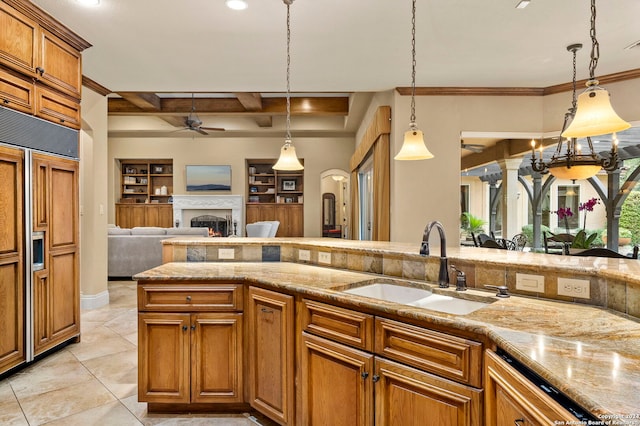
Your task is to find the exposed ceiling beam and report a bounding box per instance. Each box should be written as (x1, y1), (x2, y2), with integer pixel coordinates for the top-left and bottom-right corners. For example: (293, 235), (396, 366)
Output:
(108, 96), (349, 117)
(461, 139), (557, 170)
(234, 92), (272, 128)
(117, 92), (162, 111)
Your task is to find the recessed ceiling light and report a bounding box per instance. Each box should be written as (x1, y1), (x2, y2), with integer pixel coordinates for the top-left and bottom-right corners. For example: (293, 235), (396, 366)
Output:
(76, 0), (100, 6)
(515, 0), (530, 9)
(226, 0), (248, 10)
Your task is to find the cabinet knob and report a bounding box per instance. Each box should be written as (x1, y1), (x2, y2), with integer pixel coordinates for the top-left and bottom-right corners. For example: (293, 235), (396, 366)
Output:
(191, 325), (196, 330)
(372, 375), (380, 383)
(186, 295), (192, 302)
(182, 325), (188, 331)
(2, 99), (8, 104)
(36, 66), (45, 76)
(360, 372), (369, 380)
(261, 307), (274, 314)
(514, 419), (524, 425)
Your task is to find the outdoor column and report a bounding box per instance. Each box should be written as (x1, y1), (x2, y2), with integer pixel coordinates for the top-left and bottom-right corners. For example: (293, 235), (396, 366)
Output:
(497, 159), (522, 239)
(488, 178), (499, 236)
(606, 169), (621, 250)
(531, 172), (543, 250)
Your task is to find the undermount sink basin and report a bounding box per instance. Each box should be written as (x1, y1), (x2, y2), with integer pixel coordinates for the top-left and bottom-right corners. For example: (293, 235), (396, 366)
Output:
(342, 282), (490, 315)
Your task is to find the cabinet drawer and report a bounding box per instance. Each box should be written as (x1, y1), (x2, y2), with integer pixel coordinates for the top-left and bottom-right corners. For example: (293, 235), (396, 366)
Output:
(0, 67), (34, 114)
(301, 299), (374, 351)
(138, 283), (243, 311)
(375, 317), (482, 387)
(35, 85), (80, 129)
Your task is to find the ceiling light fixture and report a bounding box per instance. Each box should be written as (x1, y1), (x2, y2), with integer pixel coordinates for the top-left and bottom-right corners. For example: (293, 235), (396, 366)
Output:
(531, 43), (618, 181)
(561, 0), (630, 139)
(394, 0), (433, 161)
(515, 0), (530, 9)
(273, 0), (304, 171)
(225, 0), (248, 10)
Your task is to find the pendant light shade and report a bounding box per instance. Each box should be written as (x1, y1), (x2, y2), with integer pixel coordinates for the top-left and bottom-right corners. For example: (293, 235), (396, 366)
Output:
(273, 139), (304, 170)
(394, 128), (434, 160)
(548, 164), (602, 181)
(273, 0), (303, 171)
(394, 0), (434, 162)
(561, 84), (631, 138)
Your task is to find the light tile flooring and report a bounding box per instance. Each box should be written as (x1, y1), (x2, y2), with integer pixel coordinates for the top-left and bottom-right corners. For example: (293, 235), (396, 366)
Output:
(0, 281), (263, 426)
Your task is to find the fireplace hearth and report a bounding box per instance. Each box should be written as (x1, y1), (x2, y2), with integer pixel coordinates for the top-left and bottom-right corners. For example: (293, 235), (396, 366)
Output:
(172, 195), (244, 236)
(191, 215), (231, 237)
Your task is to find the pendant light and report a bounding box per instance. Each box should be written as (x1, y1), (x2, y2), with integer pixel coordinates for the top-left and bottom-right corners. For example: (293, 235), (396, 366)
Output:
(531, 44), (618, 181)
(273, 0), (304, 171)
(394, 0), (434, 161)
(561, 0), (630, 139)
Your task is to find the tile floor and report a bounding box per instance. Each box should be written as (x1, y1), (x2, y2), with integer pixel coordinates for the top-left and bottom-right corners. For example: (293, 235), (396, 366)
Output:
(0, 281), (264, 426)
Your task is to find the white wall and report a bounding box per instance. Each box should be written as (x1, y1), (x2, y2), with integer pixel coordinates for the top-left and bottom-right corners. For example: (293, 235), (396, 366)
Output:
(108, 135), (355, 237)
(79, 88), (109, 308)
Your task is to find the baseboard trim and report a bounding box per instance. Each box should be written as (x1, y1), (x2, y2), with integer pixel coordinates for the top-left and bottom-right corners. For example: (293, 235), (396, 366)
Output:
(81, 290), (110, 310)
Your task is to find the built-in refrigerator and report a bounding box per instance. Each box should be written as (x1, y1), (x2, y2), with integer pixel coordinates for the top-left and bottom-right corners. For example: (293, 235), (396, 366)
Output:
(0, 105), (80, 376)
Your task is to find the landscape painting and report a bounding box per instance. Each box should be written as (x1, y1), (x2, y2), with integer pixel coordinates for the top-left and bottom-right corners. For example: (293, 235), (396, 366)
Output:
(186, 165), (231, 191)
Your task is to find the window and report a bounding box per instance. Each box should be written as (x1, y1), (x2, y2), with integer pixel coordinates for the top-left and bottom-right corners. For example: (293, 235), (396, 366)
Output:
(557, 185), (580, 230)
(358, 157), (374, 240)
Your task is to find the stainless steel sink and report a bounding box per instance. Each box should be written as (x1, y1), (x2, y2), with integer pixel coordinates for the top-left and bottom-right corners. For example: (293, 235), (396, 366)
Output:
(342, 282), (490, 315)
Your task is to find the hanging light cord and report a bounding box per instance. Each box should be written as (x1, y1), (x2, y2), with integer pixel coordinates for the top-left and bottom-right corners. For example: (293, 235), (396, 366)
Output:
(588, 0), (599, 81)
(409, 0), (417, 128)
(285, 2), (292, 142)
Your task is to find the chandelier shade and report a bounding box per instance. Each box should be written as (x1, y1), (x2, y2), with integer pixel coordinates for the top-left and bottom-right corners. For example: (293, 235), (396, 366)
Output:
(547, 163), (602, 181)
(561, 85), (631, 138)
(394, 129), (434, 160)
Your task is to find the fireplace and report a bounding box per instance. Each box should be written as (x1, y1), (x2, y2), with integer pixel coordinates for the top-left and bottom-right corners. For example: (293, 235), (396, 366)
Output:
(173, 195), (244, 236)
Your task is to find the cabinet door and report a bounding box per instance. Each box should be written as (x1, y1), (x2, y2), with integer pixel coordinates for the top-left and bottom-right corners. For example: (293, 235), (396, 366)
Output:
(0, 146), (25, 374)
(138, 312), (190, 403)
(35, 85), (80, 129)
(246, 204), (261, 225)
(32, 154), (80, 355)
(275, 204), (303, 237)
(0, 2), (39, 76)
(145, 204), (173, 228)
(39, 28), (82, 98)
(300, 332), (374, 426)
(484, 350), (576, 425)
(375, 357), (482, 426)
(191, 313), (243, 403)
(0, 68), (34, 114)
(248, 287), (295, 425)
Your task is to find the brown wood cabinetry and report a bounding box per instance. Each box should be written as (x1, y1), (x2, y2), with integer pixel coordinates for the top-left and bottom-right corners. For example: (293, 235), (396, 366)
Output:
(246, 159), (303, 237)
(0, 145), (25, 374)
(247, 286), (295, 425)
(31, 153), (80, 355)
(0, 1), (88, 128)
(116, 203), (173, 228)
(299, 299), (483, 426)
(137, 282), (244, 407)
(484, 350), (576, 426)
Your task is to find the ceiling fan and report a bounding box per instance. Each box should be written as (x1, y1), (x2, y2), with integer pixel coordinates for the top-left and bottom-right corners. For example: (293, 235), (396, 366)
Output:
(461, 140), (485, 153)
(175, 94), (225, 135)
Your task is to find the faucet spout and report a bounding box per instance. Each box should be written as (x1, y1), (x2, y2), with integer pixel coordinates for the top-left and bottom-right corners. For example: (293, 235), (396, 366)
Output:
(420, 221), (449, 288)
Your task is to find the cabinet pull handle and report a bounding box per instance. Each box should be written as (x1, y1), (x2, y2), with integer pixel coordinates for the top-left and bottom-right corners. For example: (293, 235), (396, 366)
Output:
(3, 99), (8, 104)
(186, 295), (192, 301)
(361, 372), (369, 380)
(372, 375), (380, 383)
(261, 307), (274, 314)
(182, 325), (188, 331)
(514, 419), (524, 425)
(36, 66), (45, 76)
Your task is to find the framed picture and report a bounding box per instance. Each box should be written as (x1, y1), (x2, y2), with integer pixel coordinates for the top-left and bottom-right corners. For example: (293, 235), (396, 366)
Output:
(186, 165), (232, 191)
(282, 180), (296, 191)
(153, 166), (164, 173)
(285, 197), (294, 203)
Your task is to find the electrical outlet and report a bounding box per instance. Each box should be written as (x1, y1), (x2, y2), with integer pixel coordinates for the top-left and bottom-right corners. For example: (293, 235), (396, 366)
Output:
(298, 249), (311, 261)
(318, 252), (331, 264)
(516, 273), (545, 292)
(218, 248), (235, 260)
(557, 278), (590, 299)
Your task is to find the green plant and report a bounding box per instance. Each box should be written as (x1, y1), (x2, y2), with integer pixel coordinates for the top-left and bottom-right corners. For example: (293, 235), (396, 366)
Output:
(620, 192), (640, 245)
(571, 229), (598, 249)
(460, 212), (486, 234)
(521, 224), (551, 248)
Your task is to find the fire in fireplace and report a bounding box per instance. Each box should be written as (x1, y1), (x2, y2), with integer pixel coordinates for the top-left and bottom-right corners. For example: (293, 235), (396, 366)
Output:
(190, 215), (233, 237)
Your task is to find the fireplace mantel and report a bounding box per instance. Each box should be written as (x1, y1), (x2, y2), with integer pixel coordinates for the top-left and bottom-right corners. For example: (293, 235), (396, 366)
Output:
(172, 195), (244, 236)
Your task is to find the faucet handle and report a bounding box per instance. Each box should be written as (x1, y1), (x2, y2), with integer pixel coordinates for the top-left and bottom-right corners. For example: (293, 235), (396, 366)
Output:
(484, 285), (510, 298)
(449, 265), (465, 277)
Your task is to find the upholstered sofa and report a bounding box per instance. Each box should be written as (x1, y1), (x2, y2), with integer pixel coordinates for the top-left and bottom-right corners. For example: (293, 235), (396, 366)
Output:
(108, 226), (208, 277)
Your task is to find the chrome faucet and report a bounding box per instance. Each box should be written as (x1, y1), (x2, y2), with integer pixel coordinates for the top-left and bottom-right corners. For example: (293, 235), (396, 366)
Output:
(420, 221), (449, 288)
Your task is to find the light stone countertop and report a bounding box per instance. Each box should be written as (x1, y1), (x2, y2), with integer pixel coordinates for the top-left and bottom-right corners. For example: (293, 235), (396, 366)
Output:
(135, 261), (640, 421)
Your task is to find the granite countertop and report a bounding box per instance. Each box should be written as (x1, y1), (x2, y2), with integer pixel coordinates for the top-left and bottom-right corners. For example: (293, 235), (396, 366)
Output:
(135, 261), (640, 421)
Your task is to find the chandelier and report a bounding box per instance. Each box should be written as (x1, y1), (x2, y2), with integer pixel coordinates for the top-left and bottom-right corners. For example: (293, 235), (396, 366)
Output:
(273, 0), (304, 171)
(394, 0), (433, 161)
(531, 44), (618, 181)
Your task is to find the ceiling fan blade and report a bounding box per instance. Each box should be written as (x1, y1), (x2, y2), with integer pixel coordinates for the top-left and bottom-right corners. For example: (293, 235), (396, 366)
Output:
(200, 126), (225, 131)
(161, 116), (189, 127)
(194, 128), (209, 135)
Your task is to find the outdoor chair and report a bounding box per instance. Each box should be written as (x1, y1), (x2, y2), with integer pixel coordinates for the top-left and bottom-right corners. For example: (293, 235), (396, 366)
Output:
(543, 232), (575, 255)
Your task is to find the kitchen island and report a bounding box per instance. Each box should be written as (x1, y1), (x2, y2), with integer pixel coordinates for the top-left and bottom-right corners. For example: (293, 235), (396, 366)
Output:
(134, 237), (640, 425)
